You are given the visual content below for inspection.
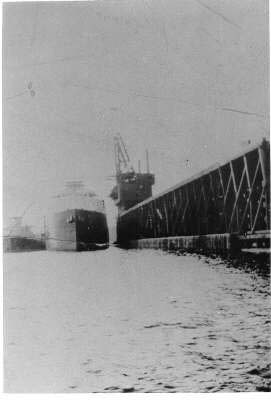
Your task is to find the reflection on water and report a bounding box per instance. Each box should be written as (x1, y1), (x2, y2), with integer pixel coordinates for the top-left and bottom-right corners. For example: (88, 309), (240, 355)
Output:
(4, 247), (270, 392)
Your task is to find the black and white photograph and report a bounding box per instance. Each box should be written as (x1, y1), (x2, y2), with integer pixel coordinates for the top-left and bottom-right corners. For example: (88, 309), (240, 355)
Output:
(2, 0), (270, 393)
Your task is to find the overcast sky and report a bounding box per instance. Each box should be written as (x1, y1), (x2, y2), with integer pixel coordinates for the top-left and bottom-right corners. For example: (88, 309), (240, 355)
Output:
(3, 0), (269, 231)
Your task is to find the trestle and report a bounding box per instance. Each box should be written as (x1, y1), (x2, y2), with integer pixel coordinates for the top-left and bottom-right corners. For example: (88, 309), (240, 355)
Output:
(117, 139), (270, 253)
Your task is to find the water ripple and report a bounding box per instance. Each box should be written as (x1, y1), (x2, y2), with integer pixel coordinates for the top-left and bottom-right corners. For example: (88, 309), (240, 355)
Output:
(4, 248), (270, 392)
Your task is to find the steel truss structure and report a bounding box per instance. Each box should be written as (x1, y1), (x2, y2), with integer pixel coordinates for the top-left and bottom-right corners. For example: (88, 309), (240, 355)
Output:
(117, 139), (270, 244)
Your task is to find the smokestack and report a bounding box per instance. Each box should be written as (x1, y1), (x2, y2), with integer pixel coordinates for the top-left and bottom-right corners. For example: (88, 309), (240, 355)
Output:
(146, 150), (150, 173)
(138, 160), (141, 173)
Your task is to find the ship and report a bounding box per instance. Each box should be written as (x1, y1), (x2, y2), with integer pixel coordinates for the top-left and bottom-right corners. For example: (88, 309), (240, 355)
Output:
(110, 135), (155, 244)
(3, 217), (46, 252)
(46, 181), (109, 251)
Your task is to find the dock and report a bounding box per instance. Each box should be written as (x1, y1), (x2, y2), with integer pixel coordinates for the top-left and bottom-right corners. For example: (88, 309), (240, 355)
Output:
(115, 139), (270, 256)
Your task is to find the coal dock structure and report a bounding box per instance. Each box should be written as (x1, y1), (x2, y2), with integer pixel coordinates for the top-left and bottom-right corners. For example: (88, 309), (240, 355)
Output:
(111, 137), (270, 258)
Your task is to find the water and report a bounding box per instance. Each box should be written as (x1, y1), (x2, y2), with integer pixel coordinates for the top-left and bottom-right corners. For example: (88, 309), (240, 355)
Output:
(4, 247), (270, 392)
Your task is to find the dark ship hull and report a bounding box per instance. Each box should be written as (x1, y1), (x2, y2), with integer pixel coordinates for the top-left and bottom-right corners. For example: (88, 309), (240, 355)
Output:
(4, 237), (45, 252)
(46, 209), (109, 251)
(3, 216), (46, 252)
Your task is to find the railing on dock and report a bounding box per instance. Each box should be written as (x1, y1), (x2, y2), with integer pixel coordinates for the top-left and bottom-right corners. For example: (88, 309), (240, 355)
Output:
(117, 139), (270, 253)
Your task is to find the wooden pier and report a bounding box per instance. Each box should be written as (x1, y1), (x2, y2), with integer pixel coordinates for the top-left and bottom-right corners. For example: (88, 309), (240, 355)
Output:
(116, 139), (270, 256)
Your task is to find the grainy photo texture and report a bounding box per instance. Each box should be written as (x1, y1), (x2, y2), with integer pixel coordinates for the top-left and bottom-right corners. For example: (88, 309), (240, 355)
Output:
(3, 0), (270, 393)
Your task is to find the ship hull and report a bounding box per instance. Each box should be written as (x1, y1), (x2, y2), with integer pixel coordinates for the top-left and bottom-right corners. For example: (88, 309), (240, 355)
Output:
(46, 209), (109, 251)
(4, 237), (45, 252)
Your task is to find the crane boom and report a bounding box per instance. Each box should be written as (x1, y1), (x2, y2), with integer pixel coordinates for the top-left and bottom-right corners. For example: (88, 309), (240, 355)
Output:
(114, 134), (134, 175)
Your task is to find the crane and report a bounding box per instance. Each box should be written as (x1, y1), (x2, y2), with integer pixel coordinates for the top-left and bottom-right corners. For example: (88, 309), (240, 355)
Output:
(110, 135), (155, 212)
(114, 134), (135, 176)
